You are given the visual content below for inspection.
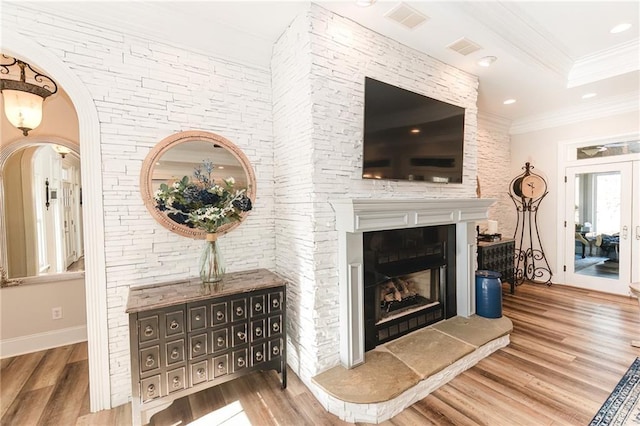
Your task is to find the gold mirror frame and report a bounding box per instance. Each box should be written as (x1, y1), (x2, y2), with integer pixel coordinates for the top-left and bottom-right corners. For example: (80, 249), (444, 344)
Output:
(140, 131), (256, 239)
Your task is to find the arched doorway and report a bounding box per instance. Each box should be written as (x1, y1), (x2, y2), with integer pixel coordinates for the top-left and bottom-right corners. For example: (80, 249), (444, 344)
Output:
(1, 33), (110, 411)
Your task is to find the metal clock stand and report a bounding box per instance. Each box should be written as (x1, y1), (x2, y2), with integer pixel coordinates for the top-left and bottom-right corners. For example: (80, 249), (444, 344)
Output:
(508, 162), (553, 285)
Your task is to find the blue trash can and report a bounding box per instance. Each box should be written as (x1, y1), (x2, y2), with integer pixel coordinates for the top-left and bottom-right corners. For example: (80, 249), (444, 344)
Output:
(475, 270), (502, 318)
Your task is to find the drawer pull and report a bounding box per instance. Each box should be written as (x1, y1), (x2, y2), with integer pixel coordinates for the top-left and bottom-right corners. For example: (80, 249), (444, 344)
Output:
(217, 362), (225, 371)
(255, 302), (262, 312)
(145, 355), (155, 367)
(272, 322), (280, 333)
(170, 348), (180, 360)
(272, 346), (280, 356)
(169, 320), (179, 330)
(197, 368), (206, 379)
(272, 299), (280, 309)
(147, 384), (156, 396)
(172, 376), (181, 388)
(193, 342), (202, 352)
(194, 314), (202, 321)
(255, 327), (262, 337)
(237, 331), (246, 341)
(217, 336), (225, 346)
(255, 351), (263, 362)
(143, 325), (154, 337)
(216, 311), (224, 321)
(237, 357), (245, 368)
(236, 307), (244, 317)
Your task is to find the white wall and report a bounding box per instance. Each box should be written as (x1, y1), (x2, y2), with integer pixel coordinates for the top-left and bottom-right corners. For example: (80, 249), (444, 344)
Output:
(510, 110), (640, 281)
(0, 277), (87, 357)
(273, 4), (479, 384)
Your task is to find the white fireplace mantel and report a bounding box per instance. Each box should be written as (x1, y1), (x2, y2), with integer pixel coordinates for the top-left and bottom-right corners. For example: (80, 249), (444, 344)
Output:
(330, 198), (496, 368)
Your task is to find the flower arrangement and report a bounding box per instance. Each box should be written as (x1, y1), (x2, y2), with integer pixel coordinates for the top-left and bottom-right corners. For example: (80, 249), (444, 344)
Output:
(154, 160), (252, 233)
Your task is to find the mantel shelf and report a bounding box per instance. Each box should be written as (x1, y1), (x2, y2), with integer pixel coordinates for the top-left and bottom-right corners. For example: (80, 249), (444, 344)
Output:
(330, 198), (496, 233)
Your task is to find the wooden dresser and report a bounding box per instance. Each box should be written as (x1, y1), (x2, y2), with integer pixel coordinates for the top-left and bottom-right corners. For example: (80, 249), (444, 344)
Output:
(126, 269), (287, 426)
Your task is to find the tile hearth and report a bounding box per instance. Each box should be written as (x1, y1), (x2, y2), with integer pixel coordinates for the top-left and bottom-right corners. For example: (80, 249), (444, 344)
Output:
(311, 315), (512, 423)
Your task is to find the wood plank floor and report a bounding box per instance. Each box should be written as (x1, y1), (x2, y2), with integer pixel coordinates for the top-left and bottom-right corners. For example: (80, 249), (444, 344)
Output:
(2, 282), (639, 425)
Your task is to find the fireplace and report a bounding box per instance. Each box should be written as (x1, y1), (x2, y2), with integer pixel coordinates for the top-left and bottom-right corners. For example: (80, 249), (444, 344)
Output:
(331, 198), (495, 368)
(363, 226), (456, 350)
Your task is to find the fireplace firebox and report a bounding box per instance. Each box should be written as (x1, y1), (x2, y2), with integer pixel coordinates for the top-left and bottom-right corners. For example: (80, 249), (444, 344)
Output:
(363, 225), (456, 350)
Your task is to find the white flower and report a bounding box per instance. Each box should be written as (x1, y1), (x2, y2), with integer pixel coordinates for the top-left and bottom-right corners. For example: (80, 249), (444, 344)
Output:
(224, 177), (235, 186)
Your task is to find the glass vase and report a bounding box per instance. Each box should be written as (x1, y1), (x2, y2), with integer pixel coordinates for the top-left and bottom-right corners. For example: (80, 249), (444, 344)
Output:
(200, 233), (225, 285)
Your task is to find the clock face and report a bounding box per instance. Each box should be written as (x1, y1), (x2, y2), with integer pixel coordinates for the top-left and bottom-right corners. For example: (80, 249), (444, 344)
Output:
(521, 175), (545, 199)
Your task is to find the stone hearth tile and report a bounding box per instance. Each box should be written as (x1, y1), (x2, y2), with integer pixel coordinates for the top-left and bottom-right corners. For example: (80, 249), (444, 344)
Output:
(311, 350), (420, 404)
(432, 315), (513, 347)
(384, 328), (475, 379)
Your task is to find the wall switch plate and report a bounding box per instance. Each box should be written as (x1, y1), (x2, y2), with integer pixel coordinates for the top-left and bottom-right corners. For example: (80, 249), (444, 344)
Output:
(52, 307), (63, 320)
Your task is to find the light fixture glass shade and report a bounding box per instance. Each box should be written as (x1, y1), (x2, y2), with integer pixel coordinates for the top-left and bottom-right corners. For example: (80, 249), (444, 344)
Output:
(53, 145), (72, 157)
(2, 89), (44, 134)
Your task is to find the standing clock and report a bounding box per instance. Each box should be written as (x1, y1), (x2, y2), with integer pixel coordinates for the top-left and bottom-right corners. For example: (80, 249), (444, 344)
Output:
(508, 162), (552, 285)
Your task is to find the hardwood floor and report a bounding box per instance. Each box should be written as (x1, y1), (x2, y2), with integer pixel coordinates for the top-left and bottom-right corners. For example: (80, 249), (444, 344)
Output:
(2, 282), (639, 425)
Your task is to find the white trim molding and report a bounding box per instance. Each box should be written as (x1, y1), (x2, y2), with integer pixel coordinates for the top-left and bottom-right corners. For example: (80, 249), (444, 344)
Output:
(2, 31), (111, 412)
(568, 39), (640, 88)
(0, 326), (88, 359)
(510, 91), (640, 135)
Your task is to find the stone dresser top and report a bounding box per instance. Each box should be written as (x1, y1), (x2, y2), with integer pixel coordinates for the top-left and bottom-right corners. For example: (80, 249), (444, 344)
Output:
(126, 268), (285, 313)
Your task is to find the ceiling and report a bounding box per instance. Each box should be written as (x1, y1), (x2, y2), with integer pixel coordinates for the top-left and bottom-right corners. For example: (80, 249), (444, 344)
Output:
(16, 1), (640, 132)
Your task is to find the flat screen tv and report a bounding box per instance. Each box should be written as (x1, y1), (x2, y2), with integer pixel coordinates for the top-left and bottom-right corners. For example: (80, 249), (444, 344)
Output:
(362, 77), (466, 183)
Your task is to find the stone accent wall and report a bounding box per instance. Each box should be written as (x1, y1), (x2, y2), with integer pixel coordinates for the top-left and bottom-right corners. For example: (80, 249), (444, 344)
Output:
(5, 2), (490, 407)
(3, 5), (276, 406)
(273, 4), (479, 384)
(477, 115), (515, 237)
(271, 11), (317, 375)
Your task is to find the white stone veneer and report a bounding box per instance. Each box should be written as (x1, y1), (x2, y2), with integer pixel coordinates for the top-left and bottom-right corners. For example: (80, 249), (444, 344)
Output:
(273, 3), (479, 385)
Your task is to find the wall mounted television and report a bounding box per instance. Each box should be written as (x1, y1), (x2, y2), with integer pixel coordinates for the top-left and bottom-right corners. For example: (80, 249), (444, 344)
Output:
(362, 77), (466, 183)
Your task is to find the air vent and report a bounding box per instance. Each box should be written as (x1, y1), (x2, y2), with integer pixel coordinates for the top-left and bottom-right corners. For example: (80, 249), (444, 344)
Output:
(385, 3), (429, 30)
(447, 37), (482, 56)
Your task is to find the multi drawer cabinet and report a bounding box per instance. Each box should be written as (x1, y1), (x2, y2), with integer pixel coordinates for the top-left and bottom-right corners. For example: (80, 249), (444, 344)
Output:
(477, 238), (516, 294)
(127, 269), (286, 426)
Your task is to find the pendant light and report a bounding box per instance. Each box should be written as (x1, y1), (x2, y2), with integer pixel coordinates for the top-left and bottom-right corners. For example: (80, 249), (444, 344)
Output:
(0, 54), (58, 136)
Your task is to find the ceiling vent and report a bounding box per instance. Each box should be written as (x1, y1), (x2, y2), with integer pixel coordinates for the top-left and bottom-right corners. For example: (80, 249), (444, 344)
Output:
(447, 37), (482, 56)
(385, 3), (429, 30)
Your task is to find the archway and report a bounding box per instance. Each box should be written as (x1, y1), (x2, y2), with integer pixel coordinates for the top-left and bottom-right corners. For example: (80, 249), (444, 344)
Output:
(1, 32), (110, 411)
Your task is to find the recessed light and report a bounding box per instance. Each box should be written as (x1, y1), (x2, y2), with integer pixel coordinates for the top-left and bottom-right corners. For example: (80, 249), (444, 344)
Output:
(610, 23), (632, 34)
(355, 0), (376, 6)
(477, 56), (497, 67)
(503, 99), (516, 105)
(582, 93), (597, 99)
(410, 128), (420, 134)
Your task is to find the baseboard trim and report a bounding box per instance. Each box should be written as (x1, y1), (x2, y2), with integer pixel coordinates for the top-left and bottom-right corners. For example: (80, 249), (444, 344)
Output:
(0, 325), (87, 359)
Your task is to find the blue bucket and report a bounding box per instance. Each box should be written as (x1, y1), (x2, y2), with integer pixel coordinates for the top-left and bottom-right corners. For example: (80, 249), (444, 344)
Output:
(475, 270), (502, 318)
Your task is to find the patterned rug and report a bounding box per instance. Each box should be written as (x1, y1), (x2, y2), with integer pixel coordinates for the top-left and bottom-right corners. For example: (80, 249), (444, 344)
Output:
(590, 358), (640, 425)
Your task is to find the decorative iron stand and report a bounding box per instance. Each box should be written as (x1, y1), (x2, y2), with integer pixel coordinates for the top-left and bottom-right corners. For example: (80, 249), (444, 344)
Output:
(508, 162), (553, 285)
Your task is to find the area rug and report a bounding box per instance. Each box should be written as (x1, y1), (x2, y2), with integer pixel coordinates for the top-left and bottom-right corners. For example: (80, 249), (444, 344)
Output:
(590, 358), (640, 425)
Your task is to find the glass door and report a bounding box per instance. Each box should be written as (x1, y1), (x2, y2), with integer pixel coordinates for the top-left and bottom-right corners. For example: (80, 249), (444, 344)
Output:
(564, 162), (635, 295)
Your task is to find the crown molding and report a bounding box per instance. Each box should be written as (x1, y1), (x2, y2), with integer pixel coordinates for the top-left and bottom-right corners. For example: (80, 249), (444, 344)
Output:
(478, 112), (512, 133)
(510, 91), (640, 135)
(568, 39), (640, 88)
(447, 2), (573, 79)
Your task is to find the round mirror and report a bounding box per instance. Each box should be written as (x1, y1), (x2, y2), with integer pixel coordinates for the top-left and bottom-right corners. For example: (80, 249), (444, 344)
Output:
(140, 131), (256, 239)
